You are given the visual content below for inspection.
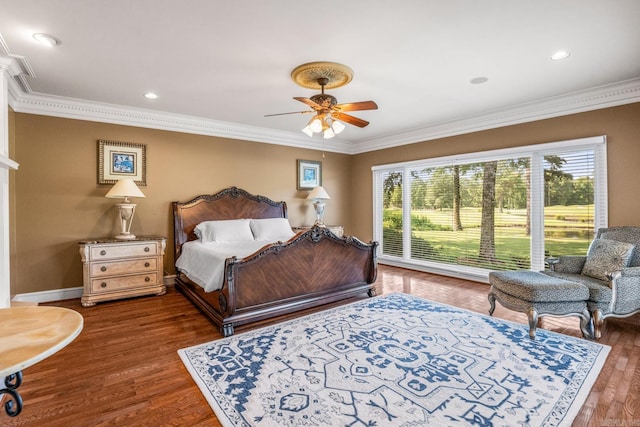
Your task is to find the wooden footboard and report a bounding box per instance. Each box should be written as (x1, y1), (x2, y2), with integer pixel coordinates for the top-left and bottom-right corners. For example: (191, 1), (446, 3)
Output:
(173, 187), (378, 336)
(176, 226), (377, 336)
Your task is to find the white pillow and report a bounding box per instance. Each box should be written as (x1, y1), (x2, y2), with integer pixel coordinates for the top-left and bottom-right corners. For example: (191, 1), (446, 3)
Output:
(250, 218), (295, 241)
(194, 219), (254, 243)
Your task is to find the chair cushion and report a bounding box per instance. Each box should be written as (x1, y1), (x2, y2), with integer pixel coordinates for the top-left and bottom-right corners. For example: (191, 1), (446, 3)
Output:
(581, 238), (635, 281)
(489, 271), (589, 302)
(544, 271), (612, 303)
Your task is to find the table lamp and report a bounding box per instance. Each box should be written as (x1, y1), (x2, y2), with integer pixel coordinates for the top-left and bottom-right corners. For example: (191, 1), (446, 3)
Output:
(105, 179), (145, 240)
(307, 186), (331, 226)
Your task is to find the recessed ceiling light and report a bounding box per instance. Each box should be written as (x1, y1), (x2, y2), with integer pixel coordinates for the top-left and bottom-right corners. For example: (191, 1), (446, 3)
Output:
(470, 77), (488, 84)
(144, 92), (158, 100)
(551, 50), (571, 60)
(32, 33), (61, 47)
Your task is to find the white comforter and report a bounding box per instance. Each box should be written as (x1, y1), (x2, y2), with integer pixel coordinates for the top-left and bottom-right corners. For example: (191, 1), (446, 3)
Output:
(175, 240), (275, 292)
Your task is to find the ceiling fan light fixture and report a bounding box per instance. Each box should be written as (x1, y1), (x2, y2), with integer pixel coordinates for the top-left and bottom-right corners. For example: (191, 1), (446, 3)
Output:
(321, 118), (331, 132)
(309, 116), (324, 133)
(323, 127), (335, 139)
(331, 119), (345, 134)
(266, 62), (377, 137)
(302, 125), (314, 137)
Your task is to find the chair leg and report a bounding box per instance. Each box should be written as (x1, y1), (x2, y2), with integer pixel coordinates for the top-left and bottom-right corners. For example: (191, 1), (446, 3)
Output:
(488, 292), (496, 316)
(592, 309), (604, 339)
(579, 308), (594, 340)
(527, 308), (538, 339)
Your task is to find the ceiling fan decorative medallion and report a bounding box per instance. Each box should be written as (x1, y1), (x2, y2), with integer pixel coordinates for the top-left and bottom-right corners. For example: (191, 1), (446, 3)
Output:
(290, 61), (353, 90)
(266, 62), (377, 139)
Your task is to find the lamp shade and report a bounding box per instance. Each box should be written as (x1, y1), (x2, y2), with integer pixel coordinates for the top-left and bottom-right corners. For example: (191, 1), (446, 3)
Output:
(331, 120), (345, 134)
(301, 125), (314, 137)
(309, 117), (323, 133)
(323, 127), (335, 139)
(307, 186), (331, 200)
(105, 179), (145, 199)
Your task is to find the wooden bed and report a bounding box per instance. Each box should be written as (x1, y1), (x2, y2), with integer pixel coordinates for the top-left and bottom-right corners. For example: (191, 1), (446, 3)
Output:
(172, 187), (378, 336)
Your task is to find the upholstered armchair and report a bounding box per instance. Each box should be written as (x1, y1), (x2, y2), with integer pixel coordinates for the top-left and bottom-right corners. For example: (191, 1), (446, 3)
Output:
(545, 226), (640, 338)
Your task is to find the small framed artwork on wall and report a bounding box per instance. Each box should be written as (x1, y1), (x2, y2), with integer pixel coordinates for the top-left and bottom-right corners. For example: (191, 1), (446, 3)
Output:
(297, 159), (322, 190)
(98, 140), (147, 185)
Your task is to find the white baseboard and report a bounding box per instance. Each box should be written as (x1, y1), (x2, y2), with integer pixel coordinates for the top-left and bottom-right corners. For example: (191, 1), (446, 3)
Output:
(12, 287), (84, 304)
(378, 258), (490, 284)
(11, 275), (177, 304)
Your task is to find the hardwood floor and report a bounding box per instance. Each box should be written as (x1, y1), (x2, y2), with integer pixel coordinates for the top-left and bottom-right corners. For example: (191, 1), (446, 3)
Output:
(3, 265), (639, 426)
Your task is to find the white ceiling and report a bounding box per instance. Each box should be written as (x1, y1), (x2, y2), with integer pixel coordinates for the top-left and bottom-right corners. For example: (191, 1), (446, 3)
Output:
(1, 1), (640, 154)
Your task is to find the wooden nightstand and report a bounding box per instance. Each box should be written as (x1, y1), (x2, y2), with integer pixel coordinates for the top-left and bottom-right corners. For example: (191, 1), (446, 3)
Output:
(293, 225), (344, 238)
(79, 236), (166, 307)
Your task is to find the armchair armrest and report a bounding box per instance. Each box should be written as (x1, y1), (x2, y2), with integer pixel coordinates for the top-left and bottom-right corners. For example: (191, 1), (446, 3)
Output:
(619, 266), (640, 277)
(609, 268), (640, 314)
(548, 255), (586, 274)
(607, 266), (640, 280)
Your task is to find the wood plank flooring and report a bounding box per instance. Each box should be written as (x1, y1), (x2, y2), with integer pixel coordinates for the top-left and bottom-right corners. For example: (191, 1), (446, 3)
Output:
(3, 265), (639, 426)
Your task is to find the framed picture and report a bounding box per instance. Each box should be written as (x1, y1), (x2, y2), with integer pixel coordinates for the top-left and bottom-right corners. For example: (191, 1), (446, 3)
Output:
(98, 140), (146, 185)
(297, 159), (322, 190)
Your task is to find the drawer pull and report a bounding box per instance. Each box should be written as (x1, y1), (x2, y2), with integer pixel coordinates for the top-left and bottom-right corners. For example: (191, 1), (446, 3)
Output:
(100, 250), (107, 256)
(144, 247), (150, 252)
(101, 266), (107, 272)
(144, 277), (150, 282)
(100, 282), (107, 288)
(144, 262), (150, 267)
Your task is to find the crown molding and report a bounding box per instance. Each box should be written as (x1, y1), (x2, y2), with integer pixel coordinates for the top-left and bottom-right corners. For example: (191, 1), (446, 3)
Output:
(6, 77), (640, 156)
(8, 92), (353, 153)
(0, 56), (22, 77)
(0, 33), (35, 94)
(350, 78), (640, 154)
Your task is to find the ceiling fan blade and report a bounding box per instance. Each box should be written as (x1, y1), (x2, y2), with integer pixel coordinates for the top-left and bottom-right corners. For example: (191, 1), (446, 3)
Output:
(293, 97), (322, 110)
(264, 111), (313, 117)
(333, 101), (378, 112)
(332, 112), (370, 128)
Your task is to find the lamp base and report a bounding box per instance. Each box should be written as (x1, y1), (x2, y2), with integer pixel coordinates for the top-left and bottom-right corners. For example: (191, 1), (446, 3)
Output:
(313, 201), (326, 228)
(114, 232), (137, 240)
(114, 202), (137, 240)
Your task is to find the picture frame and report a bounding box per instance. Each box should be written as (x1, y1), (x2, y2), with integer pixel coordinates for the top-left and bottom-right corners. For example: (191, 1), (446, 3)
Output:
(98, 140), (146, 186)
(297, 159), (322, 190)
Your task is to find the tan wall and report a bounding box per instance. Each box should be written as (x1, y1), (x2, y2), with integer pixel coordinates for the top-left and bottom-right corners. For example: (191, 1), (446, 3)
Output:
(10, 102), (640, 295)
(351, 103), (640, 240)
(12, 114), (351, 294)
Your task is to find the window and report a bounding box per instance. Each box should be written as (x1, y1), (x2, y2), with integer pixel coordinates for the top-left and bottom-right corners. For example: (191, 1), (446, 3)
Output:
(379, 170), (404, 257)
(372, 136), (607, 281)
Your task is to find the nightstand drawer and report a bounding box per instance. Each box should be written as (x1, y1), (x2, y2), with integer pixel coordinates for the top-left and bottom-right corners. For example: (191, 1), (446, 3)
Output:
(91, 273), (158, 293)
(90, 242), (158, 260)
(90, 258), (157, 277)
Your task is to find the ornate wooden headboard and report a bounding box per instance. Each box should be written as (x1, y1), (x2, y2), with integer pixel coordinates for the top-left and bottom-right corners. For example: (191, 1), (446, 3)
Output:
(172, 187), (288, 261)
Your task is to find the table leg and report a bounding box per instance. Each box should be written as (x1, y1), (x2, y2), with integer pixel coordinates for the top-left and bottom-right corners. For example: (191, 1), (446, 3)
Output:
(2, 371), (23, 417)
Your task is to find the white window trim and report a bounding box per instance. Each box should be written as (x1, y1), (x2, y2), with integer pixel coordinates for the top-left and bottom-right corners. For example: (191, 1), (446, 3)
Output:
(372, 135), (607, 283)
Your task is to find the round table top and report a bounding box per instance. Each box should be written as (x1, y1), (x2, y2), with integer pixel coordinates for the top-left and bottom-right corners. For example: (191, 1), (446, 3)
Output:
(0, 306), (84, 378)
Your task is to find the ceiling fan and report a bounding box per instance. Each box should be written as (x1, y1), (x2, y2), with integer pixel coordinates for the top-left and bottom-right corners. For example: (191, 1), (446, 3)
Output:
(265, 62), (378, 138)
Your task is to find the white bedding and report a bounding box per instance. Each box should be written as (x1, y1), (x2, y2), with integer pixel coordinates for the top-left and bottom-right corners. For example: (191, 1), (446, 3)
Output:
(176, 240), (277, 292)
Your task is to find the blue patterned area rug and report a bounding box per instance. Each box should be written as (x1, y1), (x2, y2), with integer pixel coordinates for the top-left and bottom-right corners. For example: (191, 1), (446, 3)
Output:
(178, 293), (609, 427)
